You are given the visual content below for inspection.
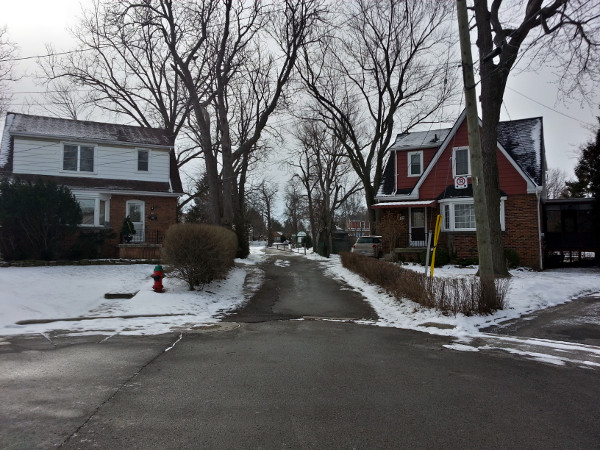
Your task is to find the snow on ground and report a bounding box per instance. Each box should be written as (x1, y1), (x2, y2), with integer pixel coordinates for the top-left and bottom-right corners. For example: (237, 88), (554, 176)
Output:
(0, 247), (265, 336)
(298, 250), (600, 337)
(1, 244), (599, 346)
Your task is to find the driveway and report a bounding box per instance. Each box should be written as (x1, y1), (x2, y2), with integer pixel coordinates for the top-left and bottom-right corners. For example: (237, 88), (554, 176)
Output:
(483, 294), (600, 346)
(226, 249), (378, 322)
(1, 251), (600, 448)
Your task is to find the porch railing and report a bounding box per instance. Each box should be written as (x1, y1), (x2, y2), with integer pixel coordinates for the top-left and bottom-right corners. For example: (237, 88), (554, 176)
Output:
(120, 230), (164, 245)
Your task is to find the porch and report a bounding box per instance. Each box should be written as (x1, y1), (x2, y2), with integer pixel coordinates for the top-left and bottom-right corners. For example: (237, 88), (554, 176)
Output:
(118, 230), (164, 260)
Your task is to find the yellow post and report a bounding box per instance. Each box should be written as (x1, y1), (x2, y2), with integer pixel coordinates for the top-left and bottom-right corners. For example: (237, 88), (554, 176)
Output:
(430, 214), (443, 277)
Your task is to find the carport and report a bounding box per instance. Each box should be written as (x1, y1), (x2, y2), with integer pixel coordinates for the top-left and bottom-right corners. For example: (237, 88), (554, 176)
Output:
(543, 198), (599, 265)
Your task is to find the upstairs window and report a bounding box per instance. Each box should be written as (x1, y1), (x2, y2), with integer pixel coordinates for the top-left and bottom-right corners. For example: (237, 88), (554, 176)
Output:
(453, 147), (470, 177)
(407, 151), (423, 177)
(63, 144), (94, 172)
(138, 149), (149, 171)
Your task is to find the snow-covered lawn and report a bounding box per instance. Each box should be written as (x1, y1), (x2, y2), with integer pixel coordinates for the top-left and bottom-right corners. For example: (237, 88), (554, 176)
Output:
(298, 251), (600, 337)
(1, 245), (599, 340)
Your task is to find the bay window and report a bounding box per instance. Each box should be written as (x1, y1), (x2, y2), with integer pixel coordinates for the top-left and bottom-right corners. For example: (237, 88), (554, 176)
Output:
(76, 196), (110, 227)
(441, 199), (505, 232)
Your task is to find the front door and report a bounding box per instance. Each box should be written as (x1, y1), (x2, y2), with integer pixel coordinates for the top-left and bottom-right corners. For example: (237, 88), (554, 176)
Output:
(410, 207), (426, 247)
(126, 200), (145, 242)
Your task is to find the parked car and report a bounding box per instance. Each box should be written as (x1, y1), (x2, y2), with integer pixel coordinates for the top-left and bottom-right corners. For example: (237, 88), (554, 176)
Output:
(351, 236), (383, 258)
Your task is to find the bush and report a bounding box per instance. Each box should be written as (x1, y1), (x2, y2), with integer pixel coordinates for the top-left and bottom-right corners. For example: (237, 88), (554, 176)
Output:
(341, 252), (508, 315)
(161, 223), (237, 290)
(419, 247), (450, 267)
(504, 248), (521, 269)
(0, 179), (82, 260)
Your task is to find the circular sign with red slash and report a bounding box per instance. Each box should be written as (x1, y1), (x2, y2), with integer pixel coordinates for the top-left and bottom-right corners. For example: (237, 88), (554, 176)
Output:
(454, 176), (468, 189)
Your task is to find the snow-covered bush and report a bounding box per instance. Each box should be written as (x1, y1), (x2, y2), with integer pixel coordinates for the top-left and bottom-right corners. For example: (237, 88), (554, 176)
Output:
(161, 223), (237, 290)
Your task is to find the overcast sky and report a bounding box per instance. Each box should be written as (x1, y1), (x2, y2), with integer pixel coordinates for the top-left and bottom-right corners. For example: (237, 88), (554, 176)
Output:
(2, 0), (599, 182)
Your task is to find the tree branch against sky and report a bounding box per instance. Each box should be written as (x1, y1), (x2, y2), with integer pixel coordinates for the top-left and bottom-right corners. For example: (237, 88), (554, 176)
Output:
(0, 26), (18, 116)
(472, 0), (600, 275)
(37, 0), (191, 140)
(300, 0), (457, 228)
(131, 0), (324, 257)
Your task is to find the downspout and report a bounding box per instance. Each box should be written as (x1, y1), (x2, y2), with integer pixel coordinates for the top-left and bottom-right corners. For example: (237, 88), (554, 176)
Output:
(536, 189), (543, 270)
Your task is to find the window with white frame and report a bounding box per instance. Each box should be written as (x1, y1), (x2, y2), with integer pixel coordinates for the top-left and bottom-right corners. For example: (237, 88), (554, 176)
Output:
(76, 196), (110, 227)
(441, 199), (505, 231)
(453, 147), (470, 177)
(63, 144), (95, 172)
(137, 149), (149, 172)
(407, 151), (423, 177)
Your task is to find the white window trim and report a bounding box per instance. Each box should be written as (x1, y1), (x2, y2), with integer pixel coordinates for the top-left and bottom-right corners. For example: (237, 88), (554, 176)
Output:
(440, 198), (506, 232)
(452, 146), (471, 178)
(61, 143), (97, 174)
(75, 194), (111, 227)
(137, 148), (151, 173)
(407, 151), (423, 177)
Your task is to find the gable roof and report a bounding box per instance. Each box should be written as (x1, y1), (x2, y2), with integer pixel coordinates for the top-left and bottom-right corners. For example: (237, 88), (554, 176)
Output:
(377, 111), (545, 199)
(0, 113), (183, 194)
(497, 117), (544, 186)
(3, 112), (173, 148)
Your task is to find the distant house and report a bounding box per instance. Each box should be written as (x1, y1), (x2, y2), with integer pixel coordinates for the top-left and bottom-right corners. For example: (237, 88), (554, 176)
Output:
(373, 110), (546, 269)
(346, 218), (371, 238)
(0, 113), (183, 259)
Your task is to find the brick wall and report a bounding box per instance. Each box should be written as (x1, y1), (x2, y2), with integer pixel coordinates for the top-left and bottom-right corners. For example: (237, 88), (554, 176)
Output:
(103, 195), (178, 258)
(376, 195), (542, 269)
(439, 194), (541, 269)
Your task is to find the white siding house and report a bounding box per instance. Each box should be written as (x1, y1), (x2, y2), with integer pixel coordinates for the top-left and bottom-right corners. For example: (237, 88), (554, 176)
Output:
(0, 113), (183, 258)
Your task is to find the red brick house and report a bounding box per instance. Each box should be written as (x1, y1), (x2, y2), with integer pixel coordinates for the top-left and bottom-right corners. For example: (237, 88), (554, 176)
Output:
(373, 110), (546, 269)
(0, 113), (183, 259)
(346, 218), (371, 237)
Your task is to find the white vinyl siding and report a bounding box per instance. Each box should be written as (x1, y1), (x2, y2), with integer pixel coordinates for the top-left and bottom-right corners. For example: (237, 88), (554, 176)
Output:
(11, 137), (170, 183)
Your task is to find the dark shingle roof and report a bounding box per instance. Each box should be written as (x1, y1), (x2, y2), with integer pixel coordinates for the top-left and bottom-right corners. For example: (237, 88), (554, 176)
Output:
(376, 116), (545, 199)
(5, 113), (173, 148)
(9, 174), (175, 194)
(497, 117), (544, 185)
(389, 128), (452, 150)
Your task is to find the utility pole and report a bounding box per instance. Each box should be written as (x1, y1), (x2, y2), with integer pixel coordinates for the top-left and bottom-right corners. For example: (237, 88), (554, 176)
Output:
(456, 0), (495, 308)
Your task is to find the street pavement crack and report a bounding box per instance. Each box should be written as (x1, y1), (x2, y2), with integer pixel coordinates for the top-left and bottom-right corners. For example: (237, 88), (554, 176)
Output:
(58, 333), (184, 448)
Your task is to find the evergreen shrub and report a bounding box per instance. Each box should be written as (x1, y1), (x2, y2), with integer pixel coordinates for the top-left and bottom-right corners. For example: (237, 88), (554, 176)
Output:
(0, 179), (82, 260)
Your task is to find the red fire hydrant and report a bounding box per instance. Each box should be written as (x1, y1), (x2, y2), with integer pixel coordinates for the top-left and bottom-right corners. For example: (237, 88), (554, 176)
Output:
(152, 264), (164, 293)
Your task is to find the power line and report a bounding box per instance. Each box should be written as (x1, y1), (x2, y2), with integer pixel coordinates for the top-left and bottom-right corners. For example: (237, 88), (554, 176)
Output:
(506, 86), (593, 126)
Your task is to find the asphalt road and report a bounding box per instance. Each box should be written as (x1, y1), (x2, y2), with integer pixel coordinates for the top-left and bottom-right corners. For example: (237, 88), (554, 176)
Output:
(1, 250), (600, 449)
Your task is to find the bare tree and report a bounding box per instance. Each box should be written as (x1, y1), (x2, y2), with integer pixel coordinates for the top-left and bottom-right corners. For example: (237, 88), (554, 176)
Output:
(472, 0), (600, 275)
(300, 0), (457, 229)
(545, 168), (568, 199)
(38, 1), (190, 140)
(248, 180), (279, 247)
(292, 117), (361, 257)
(0, 26), (18, 116)
(283, 178), (307, 237)
(130, 0), (324, 257)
